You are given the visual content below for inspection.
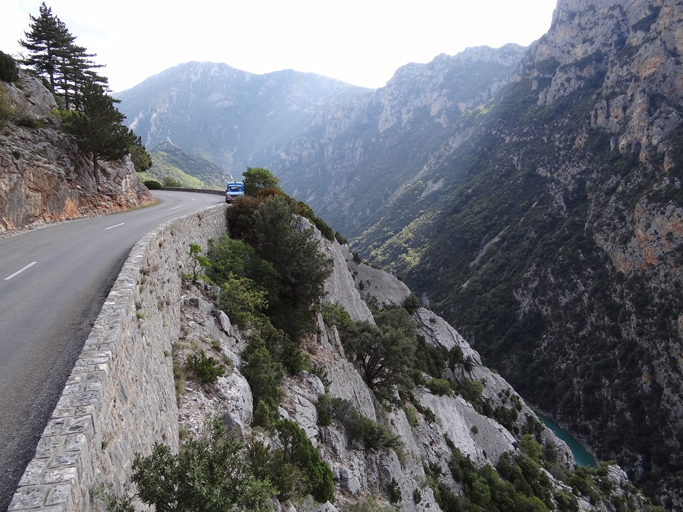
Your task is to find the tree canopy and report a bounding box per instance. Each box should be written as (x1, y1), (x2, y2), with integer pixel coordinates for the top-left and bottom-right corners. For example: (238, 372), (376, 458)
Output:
(340, 308), (417, 402)
(243, 167), (280, 197)
(19, 2), (106, 109)
(57, 82), (140, 179)
(19, 3), (150, 180)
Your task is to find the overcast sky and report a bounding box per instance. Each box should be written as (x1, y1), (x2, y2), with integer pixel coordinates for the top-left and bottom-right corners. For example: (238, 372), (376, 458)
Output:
(2, 0), (557, 93)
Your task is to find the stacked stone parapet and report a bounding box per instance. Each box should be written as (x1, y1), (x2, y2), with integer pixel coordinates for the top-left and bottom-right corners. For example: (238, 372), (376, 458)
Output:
(9, 204), (229, 511)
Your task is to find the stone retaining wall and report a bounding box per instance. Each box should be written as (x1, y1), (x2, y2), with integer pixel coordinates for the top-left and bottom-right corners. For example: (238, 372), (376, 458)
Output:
(9, 204), (229, 512)
(163, 187), (225, 196)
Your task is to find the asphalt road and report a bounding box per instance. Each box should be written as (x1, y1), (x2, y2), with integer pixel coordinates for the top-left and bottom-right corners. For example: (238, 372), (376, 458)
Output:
(0, 190), (224, 510)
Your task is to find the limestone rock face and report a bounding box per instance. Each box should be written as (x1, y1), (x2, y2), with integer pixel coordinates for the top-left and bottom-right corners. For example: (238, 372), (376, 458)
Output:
(342, 245), (411, 308)
(321, 237), (374, 323)
(4, 75), (57, 117)
(414, 308), (481, 364)
(347, 0), (683, 503)
(273, 45), (527, 239)
(0, 73), (152, 234)
(117, 62), (367, 174)
(171, 234), (651, 511)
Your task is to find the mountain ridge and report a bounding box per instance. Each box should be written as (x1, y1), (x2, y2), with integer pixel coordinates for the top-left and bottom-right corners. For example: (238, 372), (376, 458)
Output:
(116, 62), (371, 177)
(354, 0), (683, 506)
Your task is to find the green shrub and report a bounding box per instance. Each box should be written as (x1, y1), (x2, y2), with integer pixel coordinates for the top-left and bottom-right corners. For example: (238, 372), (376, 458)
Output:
(242, 196), (333, 339)
(248, 440), (306, 502)
(413, 401), (437, 423)
(243, 167), (280, 196)
(226, 195), (264, 239)
(310, 362), (331, 392)
(389, 478), (402, 503)
(241, 333), (284, 429)
(519, 434), (542, 462)
(162, 176), (182, 187)
(206, 234), (273, 285)
(414, 335), (448, 380)
(413, 488), (422, 504)
(131, 418), (274, 511)
(403, 293), (422, 314)
(345, 498), (394, 512)
(130, 143), (151, 173)
(219, 276), (268, 329)
(334, 231), (348, 245)
(186, 351), (225, 383)
(276, 419), (334, 503)
(314, 216), (334, 241)
(316, 394), (334, 427)
(143, 179), (163, 190)
(317, 395), (402, 450)
(404, 405), (418, 427)
(187, 243), (210, 281)
(555, 489), (579, 512)
(340, 308), (417, 403)
(256, 186), (286, 199)
(0, 51), (19, 83)
(321, 302), (351, 330)
(426, 378), (453, 396)
(16, 112), (43, 128)
(456, 378), (483, 403)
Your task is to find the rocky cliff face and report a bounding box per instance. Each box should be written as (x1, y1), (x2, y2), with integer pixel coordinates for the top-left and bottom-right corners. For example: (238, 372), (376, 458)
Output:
(116, 62), (369, 177)
(0, 74), (151, 234)
(172, 227), (654, 511)
(353, 0), (683, 506)
(271, 44), (526, 237)
(116, 48), (525, 237)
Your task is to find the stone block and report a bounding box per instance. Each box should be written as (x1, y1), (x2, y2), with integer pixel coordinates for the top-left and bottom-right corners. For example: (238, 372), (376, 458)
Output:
(43, 416), (93, 438)
(17, 459), (49, 486)
(34, 437), (65, 459)
(44, 485), (72, 507)
(8, 486), (48, 510)
(42, 467), (77, 485)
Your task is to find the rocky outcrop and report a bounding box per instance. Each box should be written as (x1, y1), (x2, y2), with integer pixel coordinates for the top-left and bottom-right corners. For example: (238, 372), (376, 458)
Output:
(109, 216), (651, 512)
(342, 245), (411, 308)
(0, 73), (152, 234)
(321, 240), (374, 324)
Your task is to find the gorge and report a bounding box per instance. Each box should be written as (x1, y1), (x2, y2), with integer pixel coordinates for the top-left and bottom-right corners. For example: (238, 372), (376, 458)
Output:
(116, 0), (683, 507)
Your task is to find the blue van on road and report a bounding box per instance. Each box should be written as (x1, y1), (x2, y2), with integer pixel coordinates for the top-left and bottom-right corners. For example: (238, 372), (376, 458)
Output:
(226, 182), (245, 203)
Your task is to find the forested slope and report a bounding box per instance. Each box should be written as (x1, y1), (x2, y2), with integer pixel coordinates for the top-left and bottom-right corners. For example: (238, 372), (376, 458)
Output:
(355, 0), (683, 506)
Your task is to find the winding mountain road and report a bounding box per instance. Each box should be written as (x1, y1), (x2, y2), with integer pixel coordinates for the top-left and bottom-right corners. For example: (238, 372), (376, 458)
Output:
(0, 190), (224, 510)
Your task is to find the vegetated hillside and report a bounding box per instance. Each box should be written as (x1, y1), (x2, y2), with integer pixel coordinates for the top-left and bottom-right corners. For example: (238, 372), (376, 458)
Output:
(0, 72), (151, 233)
(271, 44), (527, 238)
(129, 193), (657, 512)
(355, 0), (683, 507)
(141, 140), (234, 189)
(116, 62), (369, 176)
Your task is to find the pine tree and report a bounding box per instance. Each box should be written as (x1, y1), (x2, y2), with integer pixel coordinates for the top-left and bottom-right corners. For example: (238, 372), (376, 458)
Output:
(19, 2), (66, 93)
(19, 3), (108, 109)
(58, 82), (139, 185)
(21, 3), (148, 181)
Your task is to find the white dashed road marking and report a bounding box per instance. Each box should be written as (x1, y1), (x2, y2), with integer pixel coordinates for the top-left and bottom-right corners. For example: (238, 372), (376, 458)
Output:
(5, 262), (37, 281)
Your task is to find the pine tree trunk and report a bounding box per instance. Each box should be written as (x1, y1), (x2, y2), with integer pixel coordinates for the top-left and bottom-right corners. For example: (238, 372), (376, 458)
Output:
(93, 153), (100, 189)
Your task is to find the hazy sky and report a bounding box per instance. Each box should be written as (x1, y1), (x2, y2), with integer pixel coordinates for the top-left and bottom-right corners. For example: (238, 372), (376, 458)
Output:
(2, 0), (557, 93)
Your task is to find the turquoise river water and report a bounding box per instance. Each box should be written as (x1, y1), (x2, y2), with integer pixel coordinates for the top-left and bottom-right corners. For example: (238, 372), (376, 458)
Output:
(538, 414), (596, 467)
